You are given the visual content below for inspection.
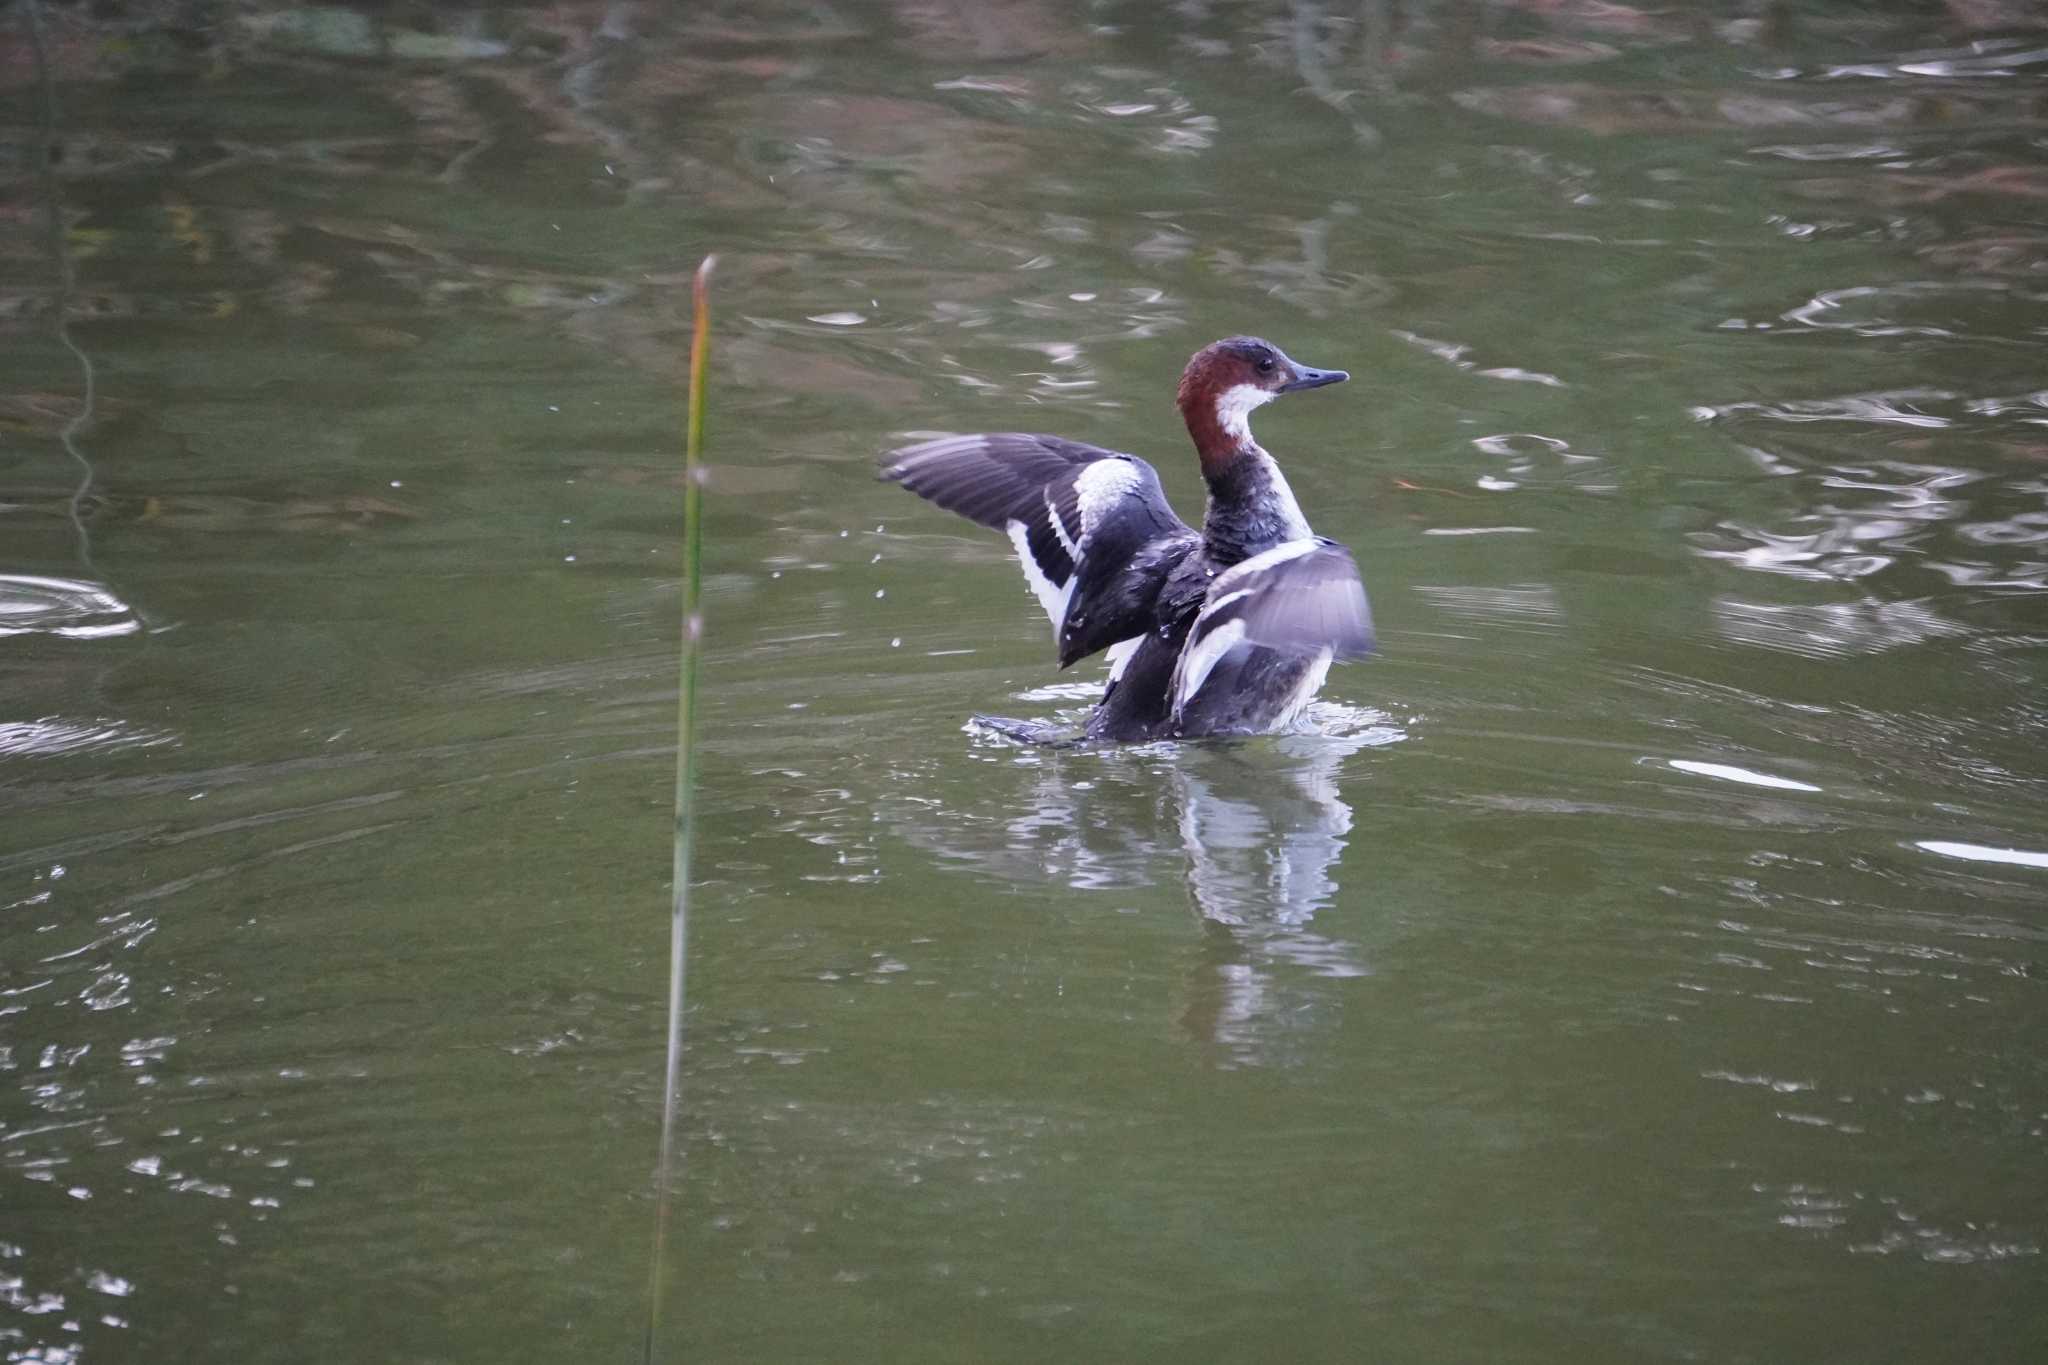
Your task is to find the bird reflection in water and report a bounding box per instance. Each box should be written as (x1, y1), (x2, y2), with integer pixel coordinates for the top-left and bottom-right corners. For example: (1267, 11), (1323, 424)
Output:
(1168, 731), (1376, 1067)
(922, 715), (1392, 1066)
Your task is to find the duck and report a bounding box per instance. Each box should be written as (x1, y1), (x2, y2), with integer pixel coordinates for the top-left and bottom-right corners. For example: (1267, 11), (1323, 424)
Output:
(881, 336), (1373, 742)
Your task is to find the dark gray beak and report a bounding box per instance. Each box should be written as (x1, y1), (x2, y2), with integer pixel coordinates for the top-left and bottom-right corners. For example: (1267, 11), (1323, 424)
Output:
(1278, 363), (1348, 393)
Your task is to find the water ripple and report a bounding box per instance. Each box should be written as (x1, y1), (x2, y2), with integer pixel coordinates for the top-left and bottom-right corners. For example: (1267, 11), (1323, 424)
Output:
(1392, 329), (1566, 387)
(1694, 390), (1958, 429)
(1711, 598), (1966, 659)
(1711, 280), (2048, 346)
(0, 575), (141, 640)
(1666, 759), (1823, 793)
(1413, 584), (1565, 632)
(1686, 449), (2044, 594)
(1697, 387), (2048, 435)
(1803, 38), (2048, 83)
(0, 718), (175, 758)
(1915, 840), (2048, 872)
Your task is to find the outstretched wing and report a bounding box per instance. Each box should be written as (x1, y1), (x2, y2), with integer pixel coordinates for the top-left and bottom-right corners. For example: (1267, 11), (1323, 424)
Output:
(1170, 537), (1374, 719)
(881, 433), (1197, 666)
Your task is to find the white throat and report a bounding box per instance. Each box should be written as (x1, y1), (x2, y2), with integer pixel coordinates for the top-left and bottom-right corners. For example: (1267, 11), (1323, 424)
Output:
(1213, 382), (1275, 445)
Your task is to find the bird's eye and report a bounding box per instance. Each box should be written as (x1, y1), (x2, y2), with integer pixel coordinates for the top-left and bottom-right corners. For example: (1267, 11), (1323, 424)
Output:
(1256, 356), (1274, 372)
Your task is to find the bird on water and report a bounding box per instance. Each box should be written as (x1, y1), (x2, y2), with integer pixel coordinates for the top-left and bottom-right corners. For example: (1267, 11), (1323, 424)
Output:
(881, 336), (1373, 742)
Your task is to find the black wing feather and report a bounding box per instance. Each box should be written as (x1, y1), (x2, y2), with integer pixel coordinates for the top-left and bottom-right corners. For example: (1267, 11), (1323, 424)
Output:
(881, 433), (1197, 666)
(881, 433), (1104, 530)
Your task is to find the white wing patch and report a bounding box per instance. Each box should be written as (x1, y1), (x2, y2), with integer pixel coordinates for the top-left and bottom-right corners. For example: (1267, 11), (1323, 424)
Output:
(1043, 490), (1081, 559)
(1171, 619), (1246, 712)
(1103, 635), (1142, 683)
(1213, 537), (1322, 587)
(1002, 459), (1142, 650)
(1074, 458), (1143, 534)
(1001, 461), (1141, 642)
(1199, 587), (1254, 618)
(883, 434), (1201, 672)
(1005, 518), (1075, 637)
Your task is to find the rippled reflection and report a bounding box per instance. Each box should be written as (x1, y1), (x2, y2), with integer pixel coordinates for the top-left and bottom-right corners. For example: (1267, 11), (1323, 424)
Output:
(1685, 416), (2048, 598)
(1664, 758), (1821, 793)
(0, 717), (174, 757)
(1712, 597), (1966, 659)
(1916, 839), (2048, 871)
(0, 575), (140, 640)
(1767, 281), (2045, 343)
(1414, 583), (1564, 632)
(882, 704), (1401, 1064)
(1171, 729), (1380, 1066)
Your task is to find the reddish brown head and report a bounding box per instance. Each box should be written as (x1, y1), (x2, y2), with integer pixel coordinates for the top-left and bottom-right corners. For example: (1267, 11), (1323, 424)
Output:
(1175, 336), (1348, 477)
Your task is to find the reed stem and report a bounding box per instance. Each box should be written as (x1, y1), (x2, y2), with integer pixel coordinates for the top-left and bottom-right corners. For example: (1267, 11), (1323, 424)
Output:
(646, 253), (714, 1364)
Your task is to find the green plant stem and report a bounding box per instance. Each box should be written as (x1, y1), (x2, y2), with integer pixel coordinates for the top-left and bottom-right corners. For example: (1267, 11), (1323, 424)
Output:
(646, 252), (714, 1365)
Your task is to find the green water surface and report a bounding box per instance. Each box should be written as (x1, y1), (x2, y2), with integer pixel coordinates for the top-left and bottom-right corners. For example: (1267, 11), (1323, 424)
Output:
(3, 2), (2045, 1361)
